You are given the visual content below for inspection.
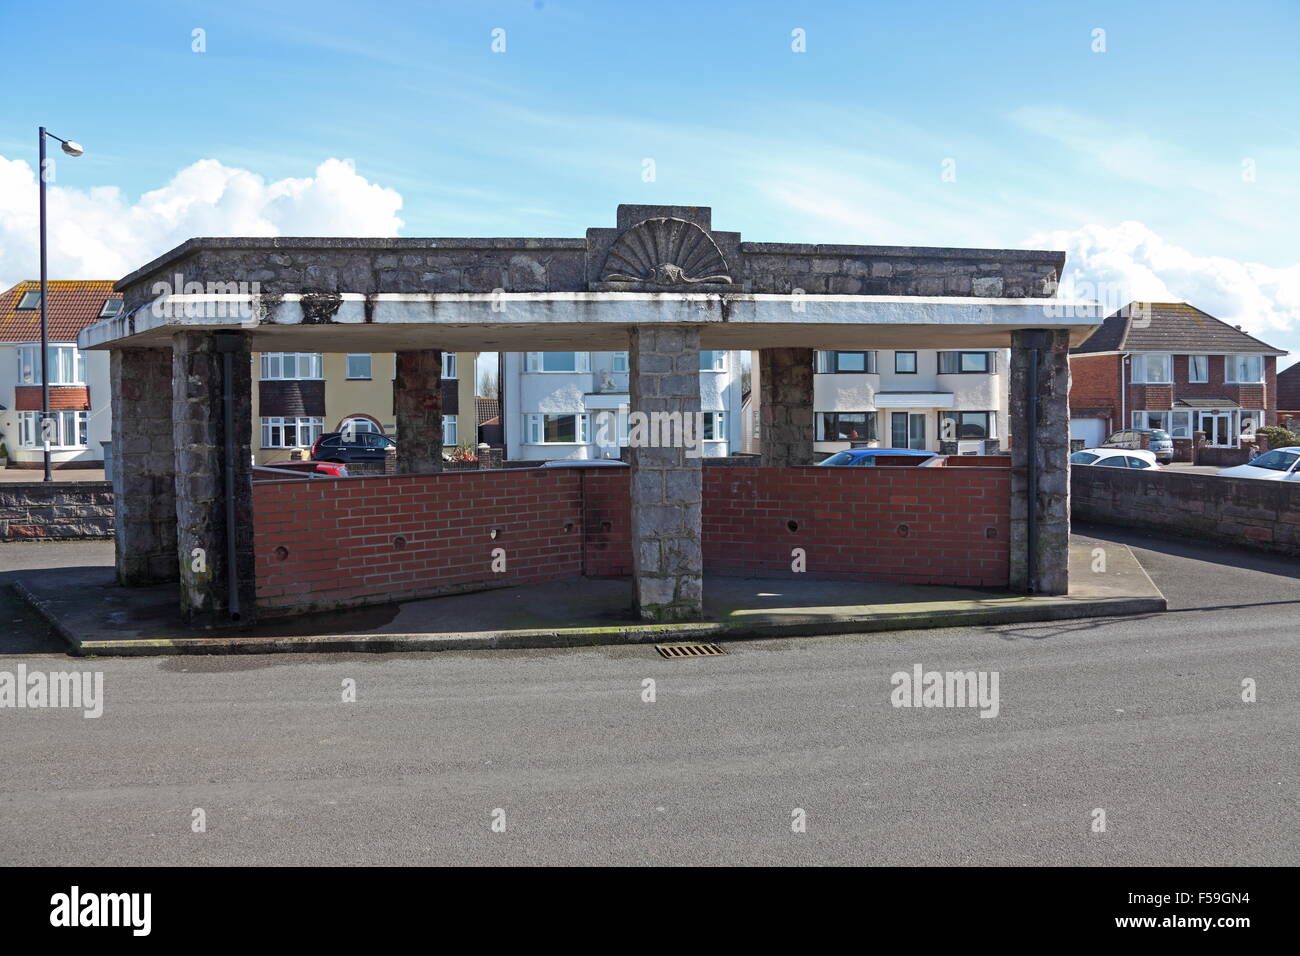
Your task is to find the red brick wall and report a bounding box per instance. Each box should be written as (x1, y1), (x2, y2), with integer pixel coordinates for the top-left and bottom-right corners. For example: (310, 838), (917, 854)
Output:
(253, 463), (1014, 615)
(1068, 354), (1120, 423)
(701, 466), (1010, 587)
(14, 386), (91, 411)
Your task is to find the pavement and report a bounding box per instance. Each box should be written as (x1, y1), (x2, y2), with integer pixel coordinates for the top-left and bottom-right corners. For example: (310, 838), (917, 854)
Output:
(0, 526), (1293, 866)
(10, 535), (1165, 655)
(0, 467), (105, 482)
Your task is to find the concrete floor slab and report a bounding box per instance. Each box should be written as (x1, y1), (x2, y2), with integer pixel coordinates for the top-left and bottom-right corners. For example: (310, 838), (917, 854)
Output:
(11, 534), (1164, 656)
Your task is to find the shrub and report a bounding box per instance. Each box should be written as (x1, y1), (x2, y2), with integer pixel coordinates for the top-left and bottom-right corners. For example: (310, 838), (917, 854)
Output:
(1258, 425), (1299, 449)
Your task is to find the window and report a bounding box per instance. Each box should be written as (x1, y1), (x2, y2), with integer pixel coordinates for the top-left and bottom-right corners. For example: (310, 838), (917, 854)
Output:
(525, 413), (591, 444)
(525, 352), (590, 373)
(1239, 412), (1265, 437)
(16, 344), (85, 385)
(260, 353), (323, 380)
(17, 411), (88, 449)
(1070, 452), (1100, 465)
(346, 354), (372, 379)
(939, 411), (996, 440)
(700, 351), (727, 371)
(702, 411), (726, 441)
(98, 298), (123, 318)
(1133, 410), (1192, 439)
(816, 412), (877, 442)
(1188, 355), (1209, 383)
(1131, 353), (1172, 384)
(894, 351), (917, 374)
(1226, 354), (1264, 384)
(816, 351), (877, 374)
(938, 351), (992, 374)
(260, 416), (324, 448)
(1125, 456), (1155, 469)
(444, 415), (458, 446)
(16, 291), (41, 310)
(1245, 450), (1298, 473)
(612, 351), (629, 372)
(443, 353), (458, 379)
(339, 417), (380, 440)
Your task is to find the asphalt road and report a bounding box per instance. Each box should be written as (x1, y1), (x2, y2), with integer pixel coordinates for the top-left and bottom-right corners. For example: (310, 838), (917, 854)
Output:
(0, 531), (1295, 866)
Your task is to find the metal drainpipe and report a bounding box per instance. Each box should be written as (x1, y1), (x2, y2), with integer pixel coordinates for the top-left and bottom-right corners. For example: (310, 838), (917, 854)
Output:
(215, 332), (241, 621)
(1026, 346), (1039, 595)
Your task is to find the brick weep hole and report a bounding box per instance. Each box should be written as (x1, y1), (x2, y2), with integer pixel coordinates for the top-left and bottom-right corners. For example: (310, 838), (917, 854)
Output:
(253, 465), (1010, 616)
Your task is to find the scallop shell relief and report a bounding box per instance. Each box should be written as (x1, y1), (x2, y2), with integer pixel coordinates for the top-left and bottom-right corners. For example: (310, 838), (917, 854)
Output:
(601, 217), (733, 285)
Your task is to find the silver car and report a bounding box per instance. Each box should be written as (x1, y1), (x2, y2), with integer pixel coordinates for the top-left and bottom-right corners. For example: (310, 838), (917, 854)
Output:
(1101, 428), (1174, 464)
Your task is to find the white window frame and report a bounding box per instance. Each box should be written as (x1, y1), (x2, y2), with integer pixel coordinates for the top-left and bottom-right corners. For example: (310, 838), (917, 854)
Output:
(1132, 409), (1192, 439)
(525, 412), (591, 444)
(700, 351), (727, 372)
(443, 415), (458, 446)
(99, 298), (123, 318)
(1131, 353), (1172, 384)
(525, 352), (590, 373)
(939, 410), (998, 441)
(16, 291), (41, 310)
(17, 410), (88, 449)
(259, 416), (324, 449)
(443, 353), (458, 379)
(16, 343), (85, 386)
(345, 353), (372, 379)
(702, 411), (727, 441)
(938, 351), (993, 374)
(1187, 355), (1209, 383)
(611, 351), (629, 372)
(1225, 354), (1264, 384)
(259, 353), (324, 381)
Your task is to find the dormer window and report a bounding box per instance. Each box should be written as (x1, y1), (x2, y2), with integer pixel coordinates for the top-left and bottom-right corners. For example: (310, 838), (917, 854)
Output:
(99, 299), (124, 317)
(16, 291), (41, 310)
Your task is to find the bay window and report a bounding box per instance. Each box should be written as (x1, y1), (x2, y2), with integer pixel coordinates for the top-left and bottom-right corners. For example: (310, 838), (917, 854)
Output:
(525, 352), (590, 373)
(260, 353), (323, 380)
(938, 351), (993, 374)
(702, 411), (726, 441)
(1226, 354), (1264, 384)
(17, 410), (88, 449)
(16, 344), (85, 385)
(525, 413), (591, 444)
(816, 412), (877, 442)
(816, 351), (877, 373)
(1133, 410), (1192, 438)
(1131, 353), (1172, 384)
(939, 411), (997, 441)
(260, 416), (324, 448)
(700, 351), (727, 371)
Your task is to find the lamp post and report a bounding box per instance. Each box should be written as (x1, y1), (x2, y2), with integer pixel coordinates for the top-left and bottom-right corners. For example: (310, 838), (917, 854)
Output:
(37, 127), (84, 482)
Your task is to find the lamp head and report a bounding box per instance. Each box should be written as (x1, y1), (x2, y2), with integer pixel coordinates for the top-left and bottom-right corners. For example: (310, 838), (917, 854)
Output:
(60, 141), (84, 157)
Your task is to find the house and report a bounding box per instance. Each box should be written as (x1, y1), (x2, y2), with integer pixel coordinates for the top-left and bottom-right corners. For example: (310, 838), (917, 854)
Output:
(0, 280), (120, 469)
(810, 348), (1009, 455)
(1069, 302), (1287, 459)
(250, 350), (478, 465)
(1277, 362), (1300, 430)
(501, 349), (745, 460)
(476, 395), (502, 449)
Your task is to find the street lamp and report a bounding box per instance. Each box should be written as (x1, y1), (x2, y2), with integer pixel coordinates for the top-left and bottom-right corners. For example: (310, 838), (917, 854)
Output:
(38, 127), (83, 482)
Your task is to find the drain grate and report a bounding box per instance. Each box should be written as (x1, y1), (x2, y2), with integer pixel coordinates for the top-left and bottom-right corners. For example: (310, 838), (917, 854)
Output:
(655, 641), (726, 659)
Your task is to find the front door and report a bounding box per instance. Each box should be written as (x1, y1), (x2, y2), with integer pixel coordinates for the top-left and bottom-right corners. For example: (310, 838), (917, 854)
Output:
(891, 412), (927, 450)
(1200, 412), (1233, 447)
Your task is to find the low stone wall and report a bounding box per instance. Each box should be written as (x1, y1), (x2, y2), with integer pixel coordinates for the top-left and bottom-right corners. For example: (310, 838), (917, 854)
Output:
(1072, 467), (1300, 556)
(0, 481), (115, 540)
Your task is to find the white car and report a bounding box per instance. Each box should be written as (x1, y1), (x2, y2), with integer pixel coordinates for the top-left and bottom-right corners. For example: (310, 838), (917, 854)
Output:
(1070, 448), (1161, 470)
(1216, 447), (1300, 480)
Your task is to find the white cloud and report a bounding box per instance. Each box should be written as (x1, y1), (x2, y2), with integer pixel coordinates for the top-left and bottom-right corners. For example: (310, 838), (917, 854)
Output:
(1028, 221), (1300, 354)
(0, 157), (404, 287)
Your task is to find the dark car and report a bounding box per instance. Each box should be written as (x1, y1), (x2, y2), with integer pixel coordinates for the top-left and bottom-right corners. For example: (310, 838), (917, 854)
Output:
(817, 448), (936, 466)
(311, 431), (396, 463)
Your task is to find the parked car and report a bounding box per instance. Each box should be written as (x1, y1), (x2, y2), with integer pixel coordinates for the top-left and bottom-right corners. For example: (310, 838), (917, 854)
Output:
(1215, 447), (1300, 480)
(311, 431), (396, 463)
(817, 448), (936, 467)
(1100, 428), (1174, 464)
(539, 458), (628, 468)
(1070, 448), (1162, 470)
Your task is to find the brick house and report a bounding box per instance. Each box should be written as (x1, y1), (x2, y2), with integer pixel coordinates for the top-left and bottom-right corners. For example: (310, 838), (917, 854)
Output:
(1069, 302), (1287, 460)
(0, 280), (121, 469)
(1277, 363), (1300, 430)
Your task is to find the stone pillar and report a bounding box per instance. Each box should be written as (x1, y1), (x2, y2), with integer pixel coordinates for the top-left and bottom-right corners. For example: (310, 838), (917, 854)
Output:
(759, 348), (815, 466)
(394, 350), (443, 474)
(1009, 329), (1071, 595)
(628, 326), (703, 621)
(111, 348), (177, 585)
(172, 331), (255, 626)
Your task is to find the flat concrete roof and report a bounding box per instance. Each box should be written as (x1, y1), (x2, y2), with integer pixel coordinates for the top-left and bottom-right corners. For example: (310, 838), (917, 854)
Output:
(80, 292), (1104, 351)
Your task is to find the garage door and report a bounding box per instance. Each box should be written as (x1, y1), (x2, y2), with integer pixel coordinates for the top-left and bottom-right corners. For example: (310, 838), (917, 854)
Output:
(1070, 417), (1107, 447)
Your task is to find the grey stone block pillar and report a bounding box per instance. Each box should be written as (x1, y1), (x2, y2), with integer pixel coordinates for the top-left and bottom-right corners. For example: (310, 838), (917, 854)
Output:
(759, 348), (815, 466)
(1009, 329), (1071, 595)
(394, 351), (443, 474)
(111, 348), (178, 586)
(173, 331), (255, 626)
(629, 326), (703, 622)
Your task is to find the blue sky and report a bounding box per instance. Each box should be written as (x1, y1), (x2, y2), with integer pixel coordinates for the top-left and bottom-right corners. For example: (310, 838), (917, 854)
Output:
(2, 0), (1298, 362)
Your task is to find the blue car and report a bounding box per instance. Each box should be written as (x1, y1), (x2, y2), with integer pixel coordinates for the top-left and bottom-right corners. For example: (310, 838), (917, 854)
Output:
(817, 448), (936, 466)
